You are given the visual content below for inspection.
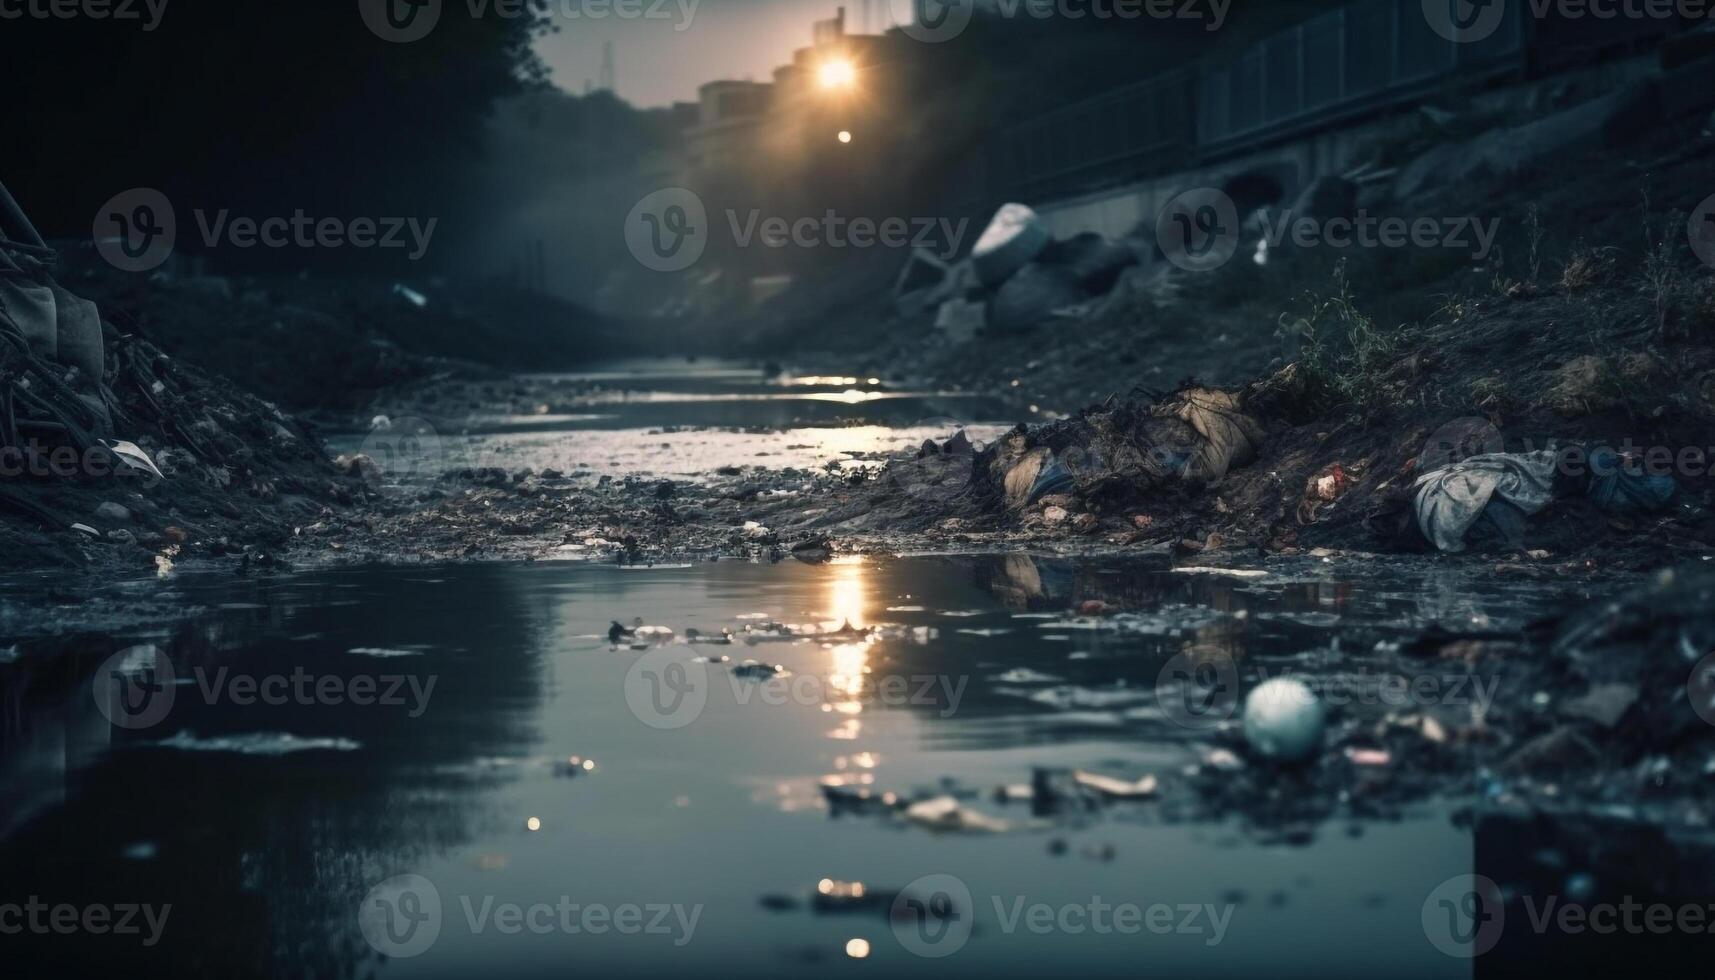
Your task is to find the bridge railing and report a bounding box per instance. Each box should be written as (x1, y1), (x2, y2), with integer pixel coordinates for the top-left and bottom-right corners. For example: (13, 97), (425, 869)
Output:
(1196, 0), (1526, 149)
(991, 69), (1197, 204)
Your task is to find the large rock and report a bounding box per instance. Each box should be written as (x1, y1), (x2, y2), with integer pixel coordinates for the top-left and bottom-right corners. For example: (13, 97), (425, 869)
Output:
(972, 203), (1050, 288)
(1035, 233), (1139, 295)
(986, 263), (1089, 334)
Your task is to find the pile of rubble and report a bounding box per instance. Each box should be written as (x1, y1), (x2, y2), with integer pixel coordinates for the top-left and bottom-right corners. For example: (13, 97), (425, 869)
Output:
(0, 182), (358, 572)
(893, 203), (1143, 343)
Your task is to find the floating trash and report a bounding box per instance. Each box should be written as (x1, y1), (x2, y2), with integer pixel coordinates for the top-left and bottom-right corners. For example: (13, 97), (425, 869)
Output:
(1243, 678), (1325, 763)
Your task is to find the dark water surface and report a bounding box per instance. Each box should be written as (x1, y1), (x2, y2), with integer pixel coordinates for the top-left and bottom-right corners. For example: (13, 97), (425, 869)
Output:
(4, 361), (1698, 977)
(0, 553), (1640, 978)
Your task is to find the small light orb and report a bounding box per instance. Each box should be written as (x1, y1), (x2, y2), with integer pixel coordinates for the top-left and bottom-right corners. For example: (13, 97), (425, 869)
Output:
(837, 130), (852, 144)
(845, 937), (871, 958)
(525, 816), (542, 832)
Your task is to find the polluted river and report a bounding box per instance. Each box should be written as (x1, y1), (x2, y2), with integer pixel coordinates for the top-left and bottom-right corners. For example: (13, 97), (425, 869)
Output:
(1, 361), (1706, 976)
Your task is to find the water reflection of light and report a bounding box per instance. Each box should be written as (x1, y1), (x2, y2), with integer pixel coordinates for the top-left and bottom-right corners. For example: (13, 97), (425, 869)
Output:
(827, 561), (867, 628)
(827, 718), (862, 740)
(830, 643), (867, 698)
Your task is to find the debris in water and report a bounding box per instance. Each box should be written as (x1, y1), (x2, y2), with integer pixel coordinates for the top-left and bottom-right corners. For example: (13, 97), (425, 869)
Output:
(903, 795), (1011, 833)
(733, 660), (786, 680)
(1243, 678), (1326, 763)
(1072, 770), (1159, 799)
(151, 732), (361, 754)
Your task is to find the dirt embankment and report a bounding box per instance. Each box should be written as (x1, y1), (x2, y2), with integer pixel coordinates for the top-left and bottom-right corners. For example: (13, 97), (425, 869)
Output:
(824, 88), (1715, 572)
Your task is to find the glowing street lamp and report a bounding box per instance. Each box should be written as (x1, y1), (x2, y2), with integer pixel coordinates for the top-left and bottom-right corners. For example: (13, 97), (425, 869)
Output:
(817, 57), (855, 91)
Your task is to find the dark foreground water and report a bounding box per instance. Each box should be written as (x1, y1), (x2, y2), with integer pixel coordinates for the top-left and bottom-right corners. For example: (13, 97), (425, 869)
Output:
(4, 552), (1687, 978)
(5, 362), (1709, 977)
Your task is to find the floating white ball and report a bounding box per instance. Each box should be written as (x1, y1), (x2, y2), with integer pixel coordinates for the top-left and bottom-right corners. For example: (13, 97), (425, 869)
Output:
(1243, 678), (1325, 763)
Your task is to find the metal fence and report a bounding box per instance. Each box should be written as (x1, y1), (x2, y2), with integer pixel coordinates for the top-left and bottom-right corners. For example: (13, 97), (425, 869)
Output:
(993, 70), (1197, 203)
(1196, 0), (1526, 147)
(991, 0), (1692, 204)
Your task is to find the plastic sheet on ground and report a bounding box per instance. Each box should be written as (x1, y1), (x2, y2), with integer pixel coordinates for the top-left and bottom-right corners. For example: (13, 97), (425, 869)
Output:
(1412, 451), (1558, 553)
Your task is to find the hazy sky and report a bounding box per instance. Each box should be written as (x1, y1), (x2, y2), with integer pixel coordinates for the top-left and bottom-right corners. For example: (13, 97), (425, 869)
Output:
(535, 0), (905, 107)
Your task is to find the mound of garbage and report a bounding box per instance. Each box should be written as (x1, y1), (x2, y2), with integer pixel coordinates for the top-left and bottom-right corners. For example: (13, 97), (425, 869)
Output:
(1, 183), (358, 572)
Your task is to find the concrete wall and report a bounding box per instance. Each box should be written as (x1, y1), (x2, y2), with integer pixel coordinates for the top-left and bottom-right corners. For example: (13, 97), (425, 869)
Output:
(1032, 54), (1658, 242)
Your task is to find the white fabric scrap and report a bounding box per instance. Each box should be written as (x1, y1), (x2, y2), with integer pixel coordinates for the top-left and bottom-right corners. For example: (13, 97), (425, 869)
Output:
(1412, 451), (1558, 553)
